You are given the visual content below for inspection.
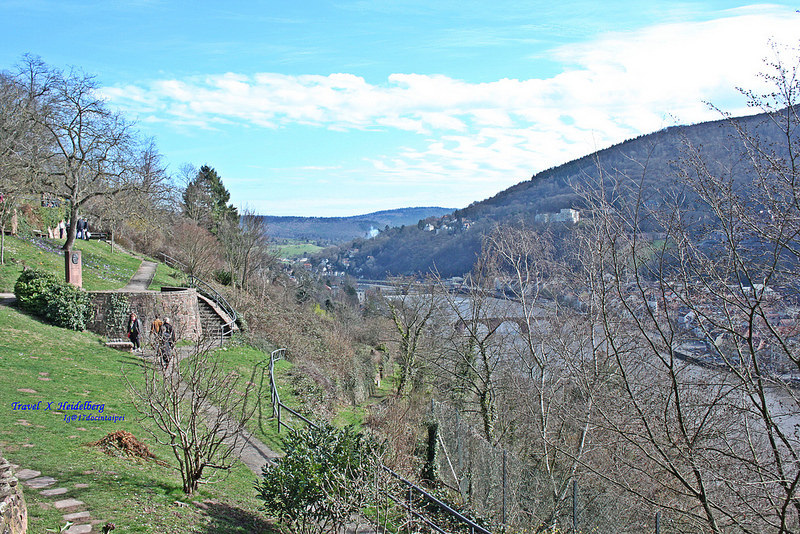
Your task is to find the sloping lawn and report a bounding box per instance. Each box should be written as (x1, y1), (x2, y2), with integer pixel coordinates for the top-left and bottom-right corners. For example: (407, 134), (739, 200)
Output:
(207, 342), (302, 451)
(0, 305), (280, 533)
(0, 235), (142, 292)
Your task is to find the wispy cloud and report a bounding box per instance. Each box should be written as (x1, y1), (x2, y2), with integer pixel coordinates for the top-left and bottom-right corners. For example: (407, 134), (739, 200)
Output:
(101, 7), (798, 213)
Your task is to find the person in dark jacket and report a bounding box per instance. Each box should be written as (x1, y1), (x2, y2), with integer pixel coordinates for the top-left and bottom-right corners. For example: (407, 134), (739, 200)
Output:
(160, 317), (176, 366)
(127, 312), (142, 352)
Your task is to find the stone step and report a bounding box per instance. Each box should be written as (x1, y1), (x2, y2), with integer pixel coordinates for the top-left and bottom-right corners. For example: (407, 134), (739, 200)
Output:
(54, 498), (85, 512)
(14, 468), (40, 480)
(40, 487), (68, 496)
(63, 511), (92, 522)
(24, 475), (57, 489)
(65, 524), (92, 534)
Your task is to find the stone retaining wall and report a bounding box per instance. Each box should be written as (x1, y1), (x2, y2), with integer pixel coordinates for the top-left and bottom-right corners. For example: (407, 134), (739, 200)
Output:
(88, 288), (202, 342)
(0, 457), (27, 534)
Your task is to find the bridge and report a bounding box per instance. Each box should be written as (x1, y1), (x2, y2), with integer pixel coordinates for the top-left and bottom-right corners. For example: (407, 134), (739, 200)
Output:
(454, 316), (534, 334)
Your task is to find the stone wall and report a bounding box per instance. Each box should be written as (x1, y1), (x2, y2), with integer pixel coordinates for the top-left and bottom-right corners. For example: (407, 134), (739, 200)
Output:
(88, 288), (202, 342)
(0, 457), (27, 534)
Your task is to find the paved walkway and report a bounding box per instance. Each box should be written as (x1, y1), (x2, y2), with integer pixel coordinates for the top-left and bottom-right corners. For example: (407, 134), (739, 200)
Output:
(122, 260), (157, 291)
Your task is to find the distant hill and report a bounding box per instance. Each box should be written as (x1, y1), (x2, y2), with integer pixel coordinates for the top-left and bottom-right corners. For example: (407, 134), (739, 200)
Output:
(259, 207), (454, 244)
(313, 109), (786, 278)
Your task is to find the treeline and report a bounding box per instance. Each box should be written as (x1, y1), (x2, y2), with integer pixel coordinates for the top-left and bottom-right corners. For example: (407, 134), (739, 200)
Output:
(319, 109), (788, 278)
(261, 206), (454, 244)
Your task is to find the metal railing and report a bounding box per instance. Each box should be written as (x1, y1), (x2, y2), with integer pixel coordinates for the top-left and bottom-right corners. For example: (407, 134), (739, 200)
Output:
(267, 349), (492, 534)
(159, 253), (238, 345)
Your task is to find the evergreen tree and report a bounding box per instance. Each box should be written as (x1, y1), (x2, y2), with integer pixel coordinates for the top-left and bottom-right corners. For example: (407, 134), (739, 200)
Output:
(182, 165), (238, 232)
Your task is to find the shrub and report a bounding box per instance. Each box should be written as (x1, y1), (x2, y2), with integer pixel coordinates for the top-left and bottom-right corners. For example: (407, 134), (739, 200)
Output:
(213, 269), (232, 286)
(14, 268), (93, 330)
(44, 283), (93, 330)
(14, 268), (60, 315)
(257, 424), (383, 533)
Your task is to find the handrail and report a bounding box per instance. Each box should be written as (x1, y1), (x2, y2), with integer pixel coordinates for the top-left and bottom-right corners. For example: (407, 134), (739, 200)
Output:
(269, 348), (316, 433)
(159, 252), (188, 272)
(189, 274), (238, 323)
(383, 466), (492, 534)
(159, 252), (238, 344)
(267, 348), (493, 534)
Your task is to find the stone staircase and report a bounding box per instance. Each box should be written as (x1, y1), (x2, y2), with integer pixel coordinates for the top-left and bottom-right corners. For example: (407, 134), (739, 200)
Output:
(197, 294), (237, 345)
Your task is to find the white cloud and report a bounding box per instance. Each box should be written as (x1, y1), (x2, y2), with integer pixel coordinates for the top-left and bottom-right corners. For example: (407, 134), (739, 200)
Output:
(101, 6), (799, 209)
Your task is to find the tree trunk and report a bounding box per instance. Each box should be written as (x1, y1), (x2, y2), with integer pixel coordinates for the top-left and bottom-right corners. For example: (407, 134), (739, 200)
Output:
(62, 205), (78, 251)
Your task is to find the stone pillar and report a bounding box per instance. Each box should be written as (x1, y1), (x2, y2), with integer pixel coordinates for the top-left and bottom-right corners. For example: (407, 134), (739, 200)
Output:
(65, 249), (82, 288)
(0, 457), (27, 534)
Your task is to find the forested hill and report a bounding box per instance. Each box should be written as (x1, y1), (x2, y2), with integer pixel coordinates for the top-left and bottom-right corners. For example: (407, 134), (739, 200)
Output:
(314, 109), (785, 279)
(260, 207), (453, 244)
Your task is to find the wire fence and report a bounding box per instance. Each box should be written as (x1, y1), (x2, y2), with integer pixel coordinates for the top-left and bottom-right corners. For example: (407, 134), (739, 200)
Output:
(268, 349), (493, 534)
(430, 399), (671, 533)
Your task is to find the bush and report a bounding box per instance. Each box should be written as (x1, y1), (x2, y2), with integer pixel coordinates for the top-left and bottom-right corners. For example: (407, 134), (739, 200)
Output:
(14, 269), (93, 330)
(14, 268), (60, 315)
(213, 269), (232, 286)
(257, 424), (383, 533)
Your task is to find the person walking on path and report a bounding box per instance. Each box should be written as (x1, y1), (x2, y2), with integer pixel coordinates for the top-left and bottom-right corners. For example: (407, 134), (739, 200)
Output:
(127, 312), (142, 352)
(150, 317), (163, 340)
(160, 317), (175, 367)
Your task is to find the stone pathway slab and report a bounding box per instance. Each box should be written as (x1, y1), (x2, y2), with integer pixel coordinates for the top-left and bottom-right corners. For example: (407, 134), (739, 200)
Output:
(41, 487), (68, 496)
(65, 524), (92, 534)
(14, 468), (40, 480)
(24, 475), (57, 488)
(63, 511), (91, 522)
(54, 498), (85, 511)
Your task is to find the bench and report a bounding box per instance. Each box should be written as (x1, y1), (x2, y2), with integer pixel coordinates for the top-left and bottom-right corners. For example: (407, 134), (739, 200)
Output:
(105, 338), (134, 351)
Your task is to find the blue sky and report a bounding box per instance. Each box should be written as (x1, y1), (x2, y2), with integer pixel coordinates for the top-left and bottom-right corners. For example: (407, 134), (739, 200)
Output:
(1, 1), (798, 216)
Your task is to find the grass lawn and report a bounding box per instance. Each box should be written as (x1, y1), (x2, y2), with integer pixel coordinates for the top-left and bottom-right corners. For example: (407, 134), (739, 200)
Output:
(0, 304), (281, 533)
(207, 342), (305, 451)
(272, 241), (323, 259)
(147, 261), (188, 291)
(0, 234), (142, 292)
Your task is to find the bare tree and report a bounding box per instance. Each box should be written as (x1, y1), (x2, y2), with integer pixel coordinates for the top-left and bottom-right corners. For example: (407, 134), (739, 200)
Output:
(15, 56), (152, 250)
(384, 275), (440, 396)
(479, 224), (615, 530)
(127, 329), (258, 495)
(429, 255), (512, 445)
(573, 48), (800, 531)
(218, 208), (275, 290)
(0, 67), (48, 262)
(89, 139), (175, 253)
(168, 220), (222, 279)
(0, 72), (27, 263)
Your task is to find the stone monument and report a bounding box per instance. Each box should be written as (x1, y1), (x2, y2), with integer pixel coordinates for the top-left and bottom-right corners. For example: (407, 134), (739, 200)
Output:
(65, 249), (82, 288)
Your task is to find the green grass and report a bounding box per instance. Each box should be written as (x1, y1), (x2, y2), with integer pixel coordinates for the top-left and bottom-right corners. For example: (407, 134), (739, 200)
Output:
(331, 405), (366, 429)
(0, 234), (142, 292)
(206, 342), (304, 451)
(0, 304), (281, 533)
(272, 241), (323, 259)
(148, 262), (188, 290)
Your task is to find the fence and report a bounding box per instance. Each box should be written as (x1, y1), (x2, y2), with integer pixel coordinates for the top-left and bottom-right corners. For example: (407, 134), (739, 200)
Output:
(430, 399), (671, 533)
(267, 349), (492, 534)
